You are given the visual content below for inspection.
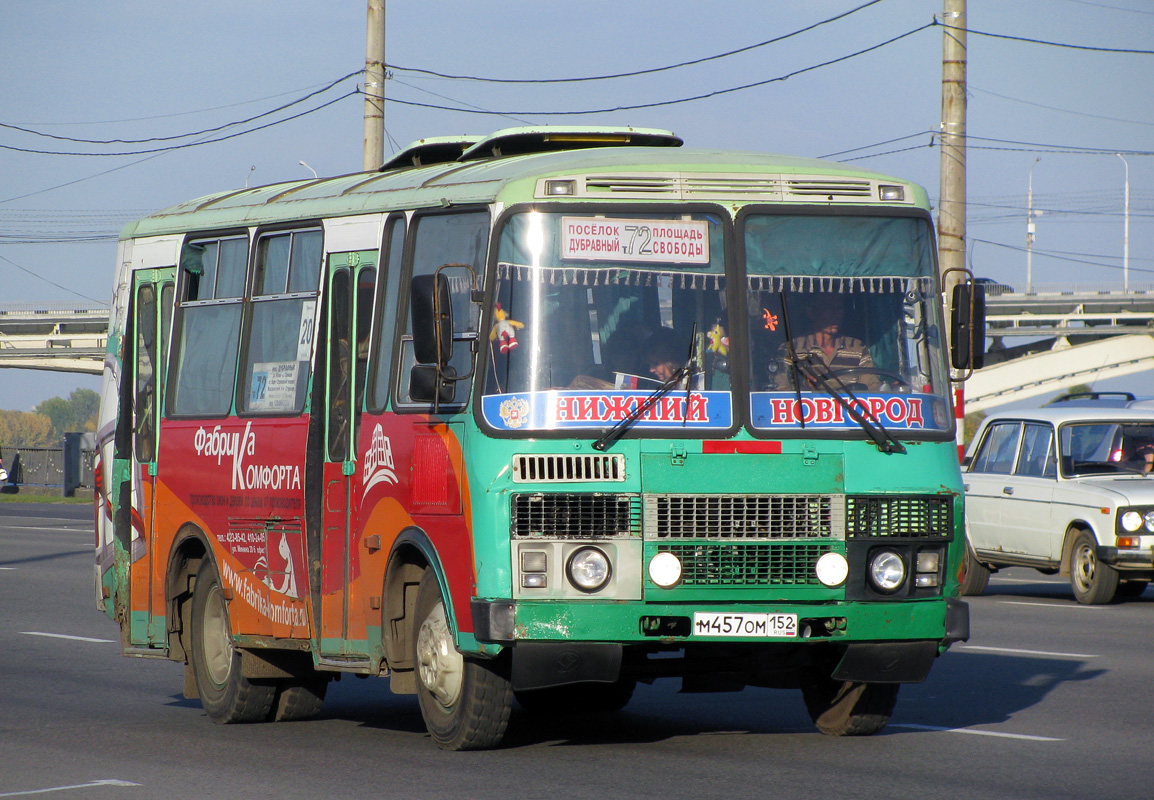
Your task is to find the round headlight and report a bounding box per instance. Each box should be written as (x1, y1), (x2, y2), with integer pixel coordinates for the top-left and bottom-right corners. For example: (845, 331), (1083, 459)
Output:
(869, 550), (906, 593)
(815, 552), (849, 587)
(567, 547), (611, 592)
(1121, 511), (1144, 532)
(648, 551), (682, 588)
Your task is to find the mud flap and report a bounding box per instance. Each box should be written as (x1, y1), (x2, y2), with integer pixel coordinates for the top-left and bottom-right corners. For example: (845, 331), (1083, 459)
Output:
(832, 641), (938, 683)
(511, 642), (622, 691)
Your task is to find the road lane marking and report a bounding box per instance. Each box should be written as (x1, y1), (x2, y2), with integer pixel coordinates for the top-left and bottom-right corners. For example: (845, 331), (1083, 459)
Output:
(998, 600), (1109, 610)
(0, 780), (140, 797)
(891, 723), (1063, 741)
(958, 644), (1098, 659)
(21, 632), (114, 644)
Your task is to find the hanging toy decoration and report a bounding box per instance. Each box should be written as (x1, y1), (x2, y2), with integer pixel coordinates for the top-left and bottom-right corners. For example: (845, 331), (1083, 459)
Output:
(761, 308), (779, 331)
(706, 323), (729, 357)
(489, 303), (524, 353)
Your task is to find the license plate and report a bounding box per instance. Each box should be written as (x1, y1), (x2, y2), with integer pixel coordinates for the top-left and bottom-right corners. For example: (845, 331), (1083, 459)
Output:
(692, 612), (798, 638)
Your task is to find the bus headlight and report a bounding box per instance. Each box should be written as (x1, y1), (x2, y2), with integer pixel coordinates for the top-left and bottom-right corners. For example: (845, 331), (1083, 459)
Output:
(868, 550), (906, 593)
(815, 552), (849, 587)
(567, 547), (611, 592)
(648, 552), (682, 588)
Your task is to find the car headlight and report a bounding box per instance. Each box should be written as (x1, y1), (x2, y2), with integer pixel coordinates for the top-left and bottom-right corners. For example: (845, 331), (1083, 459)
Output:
(868, 550), (906, 593)
(567, 547), (611, 592)
(815, 552), (849, 587)
(1121, 511), (1144, 532)
(648, 551), (682, 588)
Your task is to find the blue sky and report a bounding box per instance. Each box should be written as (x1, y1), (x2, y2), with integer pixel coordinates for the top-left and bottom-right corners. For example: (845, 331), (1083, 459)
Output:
(1, 0), (1151, 410)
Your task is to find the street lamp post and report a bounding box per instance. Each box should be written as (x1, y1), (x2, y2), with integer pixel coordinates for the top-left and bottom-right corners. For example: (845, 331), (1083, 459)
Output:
(1117, 153), (1130, 292)
(1027, 157), (1041, 294)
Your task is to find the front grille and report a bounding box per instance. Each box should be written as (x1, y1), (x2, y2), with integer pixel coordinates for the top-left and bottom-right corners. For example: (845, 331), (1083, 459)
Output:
(512, 453), (626, 483)
(511, 493), (640, 539)
(846, 495), (952, 538)
(660, 542), (833, 586)
(645, 494), (842, 539)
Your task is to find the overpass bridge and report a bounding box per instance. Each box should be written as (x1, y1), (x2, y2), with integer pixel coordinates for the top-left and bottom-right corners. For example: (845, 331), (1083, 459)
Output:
(0, 303), (109, 375)
(3, 286), (1153, 410)
(966, 283), (1154, 412)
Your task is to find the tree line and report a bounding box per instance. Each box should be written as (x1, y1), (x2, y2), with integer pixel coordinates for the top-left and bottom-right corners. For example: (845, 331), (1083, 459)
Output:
(0, 389), (99, 449)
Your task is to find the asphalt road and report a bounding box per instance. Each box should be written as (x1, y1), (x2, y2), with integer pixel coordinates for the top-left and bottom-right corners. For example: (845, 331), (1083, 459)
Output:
(2, 502), (1152, 799)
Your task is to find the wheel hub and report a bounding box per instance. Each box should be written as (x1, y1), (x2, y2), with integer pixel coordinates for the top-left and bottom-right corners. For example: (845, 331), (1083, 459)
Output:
(416, 600), (464, 708)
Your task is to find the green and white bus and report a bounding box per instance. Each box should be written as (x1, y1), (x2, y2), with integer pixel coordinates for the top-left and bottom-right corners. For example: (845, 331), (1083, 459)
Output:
(96, 126), (977, 750)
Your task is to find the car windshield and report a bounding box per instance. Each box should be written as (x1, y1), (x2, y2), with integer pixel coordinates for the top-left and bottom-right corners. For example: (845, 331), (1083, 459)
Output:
(743, 212), (951, 433)
(1060, 421), (1154, 476)
(481, 210), (731, 432)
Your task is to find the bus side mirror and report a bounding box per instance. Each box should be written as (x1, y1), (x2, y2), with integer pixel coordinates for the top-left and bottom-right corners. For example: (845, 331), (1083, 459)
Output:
(411, 273), (453, 365)
(950, 282), (986, 371)
(410, 364), (458, 404)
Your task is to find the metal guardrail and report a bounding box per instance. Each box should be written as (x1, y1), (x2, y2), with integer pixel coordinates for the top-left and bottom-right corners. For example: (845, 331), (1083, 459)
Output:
(2, 444), (95, 495)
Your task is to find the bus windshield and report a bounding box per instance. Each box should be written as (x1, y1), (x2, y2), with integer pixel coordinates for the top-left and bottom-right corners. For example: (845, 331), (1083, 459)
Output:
(482, 209), (732, 432)
(743, 212), (951, 434)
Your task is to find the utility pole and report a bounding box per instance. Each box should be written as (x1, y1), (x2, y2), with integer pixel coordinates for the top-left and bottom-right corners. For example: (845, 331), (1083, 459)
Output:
(1027, 157), (1040, 293)
(939, 0), (967, 454)
(363, 0), (386, 172)
(938, 0), (966, 289)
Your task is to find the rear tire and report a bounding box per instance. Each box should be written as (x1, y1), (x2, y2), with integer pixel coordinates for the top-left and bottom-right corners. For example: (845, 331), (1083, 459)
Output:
(413, 571), (512, 750)
(1116, 580), (1149, 599)
(270, 675), (329, 721)
(1069, 530), (1118, 605)
(801, 677), (899, 736)
(190, 563), (276, 723)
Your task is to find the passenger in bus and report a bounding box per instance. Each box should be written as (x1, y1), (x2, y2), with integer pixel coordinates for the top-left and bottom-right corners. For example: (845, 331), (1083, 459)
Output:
(774, 294), (878, 391)
(646, 327), (687, 385)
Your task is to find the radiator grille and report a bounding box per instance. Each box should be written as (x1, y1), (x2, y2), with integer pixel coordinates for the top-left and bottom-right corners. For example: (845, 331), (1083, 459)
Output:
(660, 542), (833, 586)
(512, 493), (640, 539)
(846, 495), (952, 538)
(645, 495), (842, 539)
(512, 453), (626, 483)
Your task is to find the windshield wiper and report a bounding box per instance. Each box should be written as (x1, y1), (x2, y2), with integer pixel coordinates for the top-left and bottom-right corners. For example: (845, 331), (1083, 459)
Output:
(792, 354), (906, 455)
(593, 324), (698, 452)
(592, 366), (688, 451)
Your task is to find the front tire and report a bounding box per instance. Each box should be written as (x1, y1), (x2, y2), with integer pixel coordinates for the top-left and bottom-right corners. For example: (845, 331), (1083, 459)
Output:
(270, 675), (329, 721)
(801, 677), (899, 736)
(413, 571), (512, 750)
(959, 545), (990, 596)
(190, 563), (276, 723)
(1069, 530), (1118, 605)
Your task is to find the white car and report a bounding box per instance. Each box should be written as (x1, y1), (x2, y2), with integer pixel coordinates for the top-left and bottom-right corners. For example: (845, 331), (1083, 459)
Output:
(963, 406), (1154, 604)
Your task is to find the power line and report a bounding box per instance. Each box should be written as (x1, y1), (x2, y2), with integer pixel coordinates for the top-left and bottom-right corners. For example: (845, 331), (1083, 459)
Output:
(0, 71), (361, 146)
(0, 252), (106, 303)
(0, 90), (357, 157)
(971, 238), (1154, 274)
(378, 23), (935, 117)
(389, 0), (886, 84)
(937, 21), (1154, 54)
(971, 85), (1154, 128)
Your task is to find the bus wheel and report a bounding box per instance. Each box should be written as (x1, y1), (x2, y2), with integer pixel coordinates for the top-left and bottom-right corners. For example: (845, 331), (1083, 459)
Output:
(801, 678), (899, 736)
(1070, 530), (1118, 605)
(413, 571), (512, 750)
(190, 563), (276, 723)
(270, 675), (329, 722)
(515, 680), (636, 714)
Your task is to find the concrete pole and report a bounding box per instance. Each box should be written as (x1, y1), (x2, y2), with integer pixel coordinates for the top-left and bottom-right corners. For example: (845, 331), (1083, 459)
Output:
(363, 0), (386, 172)
(938, 0), (967, 293)
(1027, 157), (1040, 293)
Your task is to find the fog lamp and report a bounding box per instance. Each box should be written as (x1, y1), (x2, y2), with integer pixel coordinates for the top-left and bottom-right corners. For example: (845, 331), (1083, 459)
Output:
(916, 551), (940, 573)
(815, 552), (849, 587)
(648, 551), (683, 588)
(567, 547), (611, 592)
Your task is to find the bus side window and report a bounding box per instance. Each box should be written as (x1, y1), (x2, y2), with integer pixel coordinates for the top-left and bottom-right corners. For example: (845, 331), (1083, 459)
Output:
(239, 228), (322, 416)
(368, 215), (404, 413)
(134, 283), (158, 462)
(396, 209), (488, 407)
(169, 235), (248, 417)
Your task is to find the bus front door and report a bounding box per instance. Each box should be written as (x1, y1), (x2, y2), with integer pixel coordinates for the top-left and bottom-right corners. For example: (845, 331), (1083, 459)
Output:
(129, 268), (174, 646)
(319, 253), (377, 657)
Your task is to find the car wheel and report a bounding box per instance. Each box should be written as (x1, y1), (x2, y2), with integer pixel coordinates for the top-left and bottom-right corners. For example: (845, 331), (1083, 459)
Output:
(801, 677), (898, 736)
(1069, 530), (1119, 605)
(1116, 580), (1148, 599)
(959, 546), (990, 596)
